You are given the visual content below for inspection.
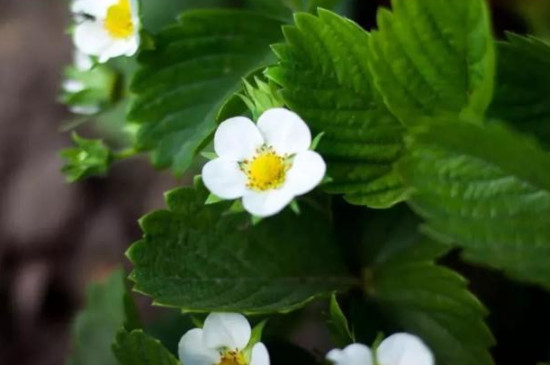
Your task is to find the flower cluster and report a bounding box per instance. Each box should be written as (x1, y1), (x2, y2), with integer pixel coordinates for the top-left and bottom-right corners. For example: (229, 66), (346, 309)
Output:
(179, 314), (434, 365)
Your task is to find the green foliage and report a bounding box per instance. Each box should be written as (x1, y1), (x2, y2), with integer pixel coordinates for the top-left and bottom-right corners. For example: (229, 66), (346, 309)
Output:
(268, 10), (406, 208)
(60, 133), (113, 182)
(128, 10), (283, 175)
(327, 294), (354, 347)
(489, 33), (550, 148)
(127, 185), (355, 313)
(240, 76), (285, 120)
(400, 121), (550, 290)
(246, 0), (343, 17)
(368, 0), (495, 124)
(113, 330), (180, 365)
(362, 207), (494, 365)
(66, 269), (130, 365)
(60, 64), (117, 112)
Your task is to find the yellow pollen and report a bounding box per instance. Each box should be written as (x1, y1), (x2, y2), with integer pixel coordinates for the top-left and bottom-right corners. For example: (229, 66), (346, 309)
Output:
(243, 148), (288, 191)
(104, 0), (134, 39)
(216, 351), (247, 365)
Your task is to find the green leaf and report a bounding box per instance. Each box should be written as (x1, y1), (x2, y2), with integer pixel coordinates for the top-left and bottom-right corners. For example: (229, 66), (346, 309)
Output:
(127, 185), (355, 313)
(368, 0), (495, 124)
(363, 207), (494, 365)
(128, 10), (283, 175)
(489, 33), (550, 149)
(113, 330), (180, 365)
(267, 10), (406, 208)
(67, 269), (131, 365)
(60, 133), (113, 182)
(400, 120), (550, 290)
(327, 294), (354, 347)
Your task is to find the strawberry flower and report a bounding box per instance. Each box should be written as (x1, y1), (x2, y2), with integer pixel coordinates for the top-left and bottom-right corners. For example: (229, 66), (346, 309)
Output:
(202, 108), (326, 217)
(178, 313), (270, 365)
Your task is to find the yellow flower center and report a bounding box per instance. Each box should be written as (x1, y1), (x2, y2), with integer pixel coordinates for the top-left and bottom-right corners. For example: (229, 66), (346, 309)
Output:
(104, 0), (134, 39)
(216, 351), (247, 365)
(242, 147), (288, 191)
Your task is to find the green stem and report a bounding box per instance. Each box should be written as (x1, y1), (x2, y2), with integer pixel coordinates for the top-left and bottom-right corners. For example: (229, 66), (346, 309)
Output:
(113, 147), (140, 161)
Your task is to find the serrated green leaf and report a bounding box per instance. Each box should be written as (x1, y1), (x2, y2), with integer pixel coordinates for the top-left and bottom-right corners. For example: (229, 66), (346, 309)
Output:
(400, 120), (550, 290)
(489, 33), (550, 149)
(67, 269), (131, 365)
(128, 10), (283, 175)
(368, 0), (495, 124)
(127, 185), (355, 314)
(60, 133), (113, 182)
(362, 207), (494, 365)
(267, 10), (406, 208)
(113, 330), (180, 365)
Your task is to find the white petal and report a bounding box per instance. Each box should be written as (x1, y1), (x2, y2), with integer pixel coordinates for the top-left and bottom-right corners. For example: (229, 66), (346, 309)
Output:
(63, 80), (85, 93)
(74, 50), (94, 71)
(250, 343), (270, 365)
(202, 159), (247, 199)
(284, 151), (326, 196)
(242, 189), (294, 217)
(214, 117), (264, 161)
(70, 105), (101, 115)
(73, 21), (113, 58)
(326, 344), (372, 365)
(178, 328), (220, 365)
(257, 108), (312, 155)
(129, 0), (140, 16)
(96, 36), (139, 63)
(71, 0), (115, 17)
(377, 333), (434, 365)
(202, 313), (252, 351)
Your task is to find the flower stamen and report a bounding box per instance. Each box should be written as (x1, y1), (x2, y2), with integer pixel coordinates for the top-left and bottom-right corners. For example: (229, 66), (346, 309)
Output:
(104, 0), (134, 38)
(216, 350), (247, 365)
(241, 146), (289, 191)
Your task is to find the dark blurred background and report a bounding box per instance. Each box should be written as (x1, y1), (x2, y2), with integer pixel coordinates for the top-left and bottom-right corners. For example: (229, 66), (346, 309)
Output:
(0, 1), (549, 364)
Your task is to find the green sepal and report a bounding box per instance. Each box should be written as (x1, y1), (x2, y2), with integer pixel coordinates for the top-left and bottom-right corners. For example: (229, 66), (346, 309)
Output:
(60, 133), (113, 182)
(201, 152), (218, 160)
(240, 76), (285, 120)
(326, 293), (355, 347)
(205, 193), (225, 205)
(243, 320), (268, 360)
(310, 132), (325, 151)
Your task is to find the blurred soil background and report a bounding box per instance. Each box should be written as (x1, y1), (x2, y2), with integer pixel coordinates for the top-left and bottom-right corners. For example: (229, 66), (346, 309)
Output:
(0, 0), (549, 364)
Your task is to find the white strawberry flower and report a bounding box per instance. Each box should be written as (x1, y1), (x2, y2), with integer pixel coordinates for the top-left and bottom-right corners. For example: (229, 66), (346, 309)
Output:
(202, 108), (326, 217)
(326, 333), (434, 365)
(71, 0), (140, 63)
(178, 313), (270, 365)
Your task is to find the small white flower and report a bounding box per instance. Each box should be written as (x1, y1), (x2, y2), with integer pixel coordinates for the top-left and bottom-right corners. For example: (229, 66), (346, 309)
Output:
(326, 333), (434, 365)
(202, 108), (326, 217)
(71, 0), (140, 63)
(178, 313), (270, 365)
